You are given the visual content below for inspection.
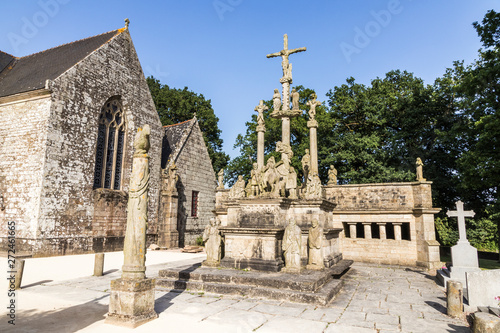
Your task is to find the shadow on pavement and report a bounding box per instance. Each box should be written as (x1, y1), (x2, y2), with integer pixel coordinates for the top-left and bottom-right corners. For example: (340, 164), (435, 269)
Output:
(0, 295), (108, 333)
(21, 280), (53, 289)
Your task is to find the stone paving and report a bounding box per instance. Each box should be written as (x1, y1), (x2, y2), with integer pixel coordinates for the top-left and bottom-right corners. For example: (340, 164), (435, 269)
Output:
(0, 252), (471, 333)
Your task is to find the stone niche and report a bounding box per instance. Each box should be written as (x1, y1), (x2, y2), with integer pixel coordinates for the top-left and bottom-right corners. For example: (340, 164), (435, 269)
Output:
(218, 197), (341, 272)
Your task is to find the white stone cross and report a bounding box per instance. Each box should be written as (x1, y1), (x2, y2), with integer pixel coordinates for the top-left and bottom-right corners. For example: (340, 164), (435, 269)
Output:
(447, 200), (475, 243)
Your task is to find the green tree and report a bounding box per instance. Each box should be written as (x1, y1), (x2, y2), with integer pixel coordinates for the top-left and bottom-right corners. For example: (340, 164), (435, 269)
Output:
(451, 10), (500, 253)
(147, 76), (229, 172)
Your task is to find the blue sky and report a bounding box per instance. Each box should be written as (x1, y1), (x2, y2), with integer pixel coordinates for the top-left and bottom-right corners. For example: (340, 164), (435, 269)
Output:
(1, 1), (498, 158)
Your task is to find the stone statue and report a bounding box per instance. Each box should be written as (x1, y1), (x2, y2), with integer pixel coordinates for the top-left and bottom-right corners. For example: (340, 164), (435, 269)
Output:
(165, 163), (178, 193)
(301, 149), (311, 182)
(327, 165), (337, 185)
(122, 125), (151, 280)
(262, 157), (279, 196)
(282, 219), (302, 272)
(303, 173), (322, 200)
(273, 89), (281, 112)
(254, 100), (268, 127)
(291, 88), (300, 110)
(217, 169), (224, 189)
(306, 219), (324, 270)
(229, 175), (246, 198)
(286, 166), (298, 199)
(202, 217), (223, 266)
(133, 124), (151, 157)
(306, 93), (321, 121)
(250, 162), (261, 197)
(416, 157), (425, 181)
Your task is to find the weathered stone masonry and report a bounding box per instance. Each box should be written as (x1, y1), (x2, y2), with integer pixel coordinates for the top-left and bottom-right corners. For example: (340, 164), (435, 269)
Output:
(0, 29), (163, 256)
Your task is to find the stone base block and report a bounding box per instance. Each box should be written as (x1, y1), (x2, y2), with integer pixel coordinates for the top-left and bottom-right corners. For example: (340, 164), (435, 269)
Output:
(105, 278), (157, 328)
(221, 257), (284, 272)
(202, 260), (220, 268)
(306, 264), (324, 271)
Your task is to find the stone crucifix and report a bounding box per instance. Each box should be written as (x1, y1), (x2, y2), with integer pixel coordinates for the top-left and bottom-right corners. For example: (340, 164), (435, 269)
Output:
(266, 34), (306, 147)
(447, 200), (475, 243)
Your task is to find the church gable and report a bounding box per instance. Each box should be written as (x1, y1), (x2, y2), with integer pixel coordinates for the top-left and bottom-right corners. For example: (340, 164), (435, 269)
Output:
(161, 118), (217, 247)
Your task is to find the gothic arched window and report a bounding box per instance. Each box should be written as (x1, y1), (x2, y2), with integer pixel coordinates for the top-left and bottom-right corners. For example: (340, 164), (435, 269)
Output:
(93, 98), (126, 190)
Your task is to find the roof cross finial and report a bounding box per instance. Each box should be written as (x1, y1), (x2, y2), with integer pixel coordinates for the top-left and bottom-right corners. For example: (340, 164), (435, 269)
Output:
(125, 18), (130, 29)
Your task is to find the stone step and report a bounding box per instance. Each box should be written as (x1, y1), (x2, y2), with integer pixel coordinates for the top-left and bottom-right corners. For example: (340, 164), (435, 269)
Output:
(330, 259), (353, 277)
(155, 276), (344, 306)
(158, 263), (344, 293)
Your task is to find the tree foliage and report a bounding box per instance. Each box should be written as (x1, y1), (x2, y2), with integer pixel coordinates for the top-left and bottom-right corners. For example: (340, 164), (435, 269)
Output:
(146, 77), (229, 172)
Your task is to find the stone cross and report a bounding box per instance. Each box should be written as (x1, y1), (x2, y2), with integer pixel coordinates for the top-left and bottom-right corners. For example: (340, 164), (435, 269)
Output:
(447, 200), (475, 243)
(267, 34), (306, 80)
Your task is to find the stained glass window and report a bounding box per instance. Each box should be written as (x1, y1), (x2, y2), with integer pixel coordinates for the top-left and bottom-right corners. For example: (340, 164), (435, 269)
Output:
(93, 98), (126, 190)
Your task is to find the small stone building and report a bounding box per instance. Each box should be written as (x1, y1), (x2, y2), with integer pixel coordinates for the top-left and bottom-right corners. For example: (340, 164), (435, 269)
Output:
(159, 118), (217, 248)
(0, 27), (164, 255)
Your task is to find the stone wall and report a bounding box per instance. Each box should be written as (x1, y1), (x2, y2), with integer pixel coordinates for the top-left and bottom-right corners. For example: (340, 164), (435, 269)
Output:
(0, 30), (163, 256)
(0, 95), (51, 251)
(173, 121), (217, 246)
(325, 182), (441, 269)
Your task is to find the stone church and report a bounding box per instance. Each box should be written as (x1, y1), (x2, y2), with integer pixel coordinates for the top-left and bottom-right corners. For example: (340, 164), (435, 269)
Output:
(0, 25), (216, 256)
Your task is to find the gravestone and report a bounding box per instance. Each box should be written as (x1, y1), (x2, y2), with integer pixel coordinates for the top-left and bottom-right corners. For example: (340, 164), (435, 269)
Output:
(447, 201), (481, 287)
(466, 269), (500, 310)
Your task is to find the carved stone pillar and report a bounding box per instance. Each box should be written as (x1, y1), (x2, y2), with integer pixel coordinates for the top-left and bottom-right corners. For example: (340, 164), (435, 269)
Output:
(158, 188), (179, 248)
(281, 117), (290, 147)
(348, 222), (357, 239)
(308, 119), (319, 175)
(377, 222), (387, 240)
(363, 222), (372, 239)
(393, 223), (403, 241)
(257, 124), (266, 169)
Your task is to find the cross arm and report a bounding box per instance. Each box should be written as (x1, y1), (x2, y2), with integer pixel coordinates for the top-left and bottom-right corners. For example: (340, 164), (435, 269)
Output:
(266, 51), (282, 58)
(288, 47), (307, 55)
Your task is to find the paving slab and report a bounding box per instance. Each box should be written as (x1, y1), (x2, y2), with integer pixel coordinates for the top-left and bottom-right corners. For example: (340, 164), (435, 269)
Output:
(0, 253), (472, 333)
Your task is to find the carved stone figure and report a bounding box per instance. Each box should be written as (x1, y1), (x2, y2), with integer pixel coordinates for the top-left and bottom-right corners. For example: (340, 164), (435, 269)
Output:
(217, 169), (224, 189)
(416, 157), (425, 181)
(250, 162), (261, 197)
(282, 219), (302, 272)
(229, 175), (246, 198)
(122, 125), (151, 280)
(262, 157), (279, 196)
(254, 100), (268, 127)
(165, 163), (178, 193)
(327, 165), (337, 185)
(307, 219), (324, 270)
(286, 166), (298, 199)
(273, 89), (281, 112)
(303, 173), (322, 200)
(306, 93), (321, 121)
(266, 34), (306, 80)
(291, 88), (300, 110)
(301, 149), (311, 182)
(203, 217), (223, 266)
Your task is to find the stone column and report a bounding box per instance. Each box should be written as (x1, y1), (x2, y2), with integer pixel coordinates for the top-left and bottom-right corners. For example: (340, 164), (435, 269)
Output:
(281, 117), (290, 147)
(348, 223), (357, 239)
(393, 223), (402, 241)
(377, 223), (387, 240)
(106, 125), (157, 328)
(158, 189), (179, 248)
(308, 119), (319, 175)
(94, 253), (105, 277)
(257, 124), (266, 169)
(363, 223), (372, 239)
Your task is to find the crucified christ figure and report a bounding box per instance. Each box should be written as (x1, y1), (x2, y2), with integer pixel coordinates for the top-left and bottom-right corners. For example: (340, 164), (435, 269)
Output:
(266, 34), (306, 79)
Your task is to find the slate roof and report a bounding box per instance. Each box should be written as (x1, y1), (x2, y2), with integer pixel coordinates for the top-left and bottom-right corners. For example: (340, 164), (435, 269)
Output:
(0, 29), (123, 98)
(161, 119), (196, 169)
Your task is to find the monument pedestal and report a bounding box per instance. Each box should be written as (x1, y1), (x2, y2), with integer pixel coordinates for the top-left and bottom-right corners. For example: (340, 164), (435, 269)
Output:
(105, 278), (157, 328)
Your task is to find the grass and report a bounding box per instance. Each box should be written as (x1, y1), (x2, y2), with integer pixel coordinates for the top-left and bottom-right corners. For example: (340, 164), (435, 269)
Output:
(441, 254), (500, 270)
